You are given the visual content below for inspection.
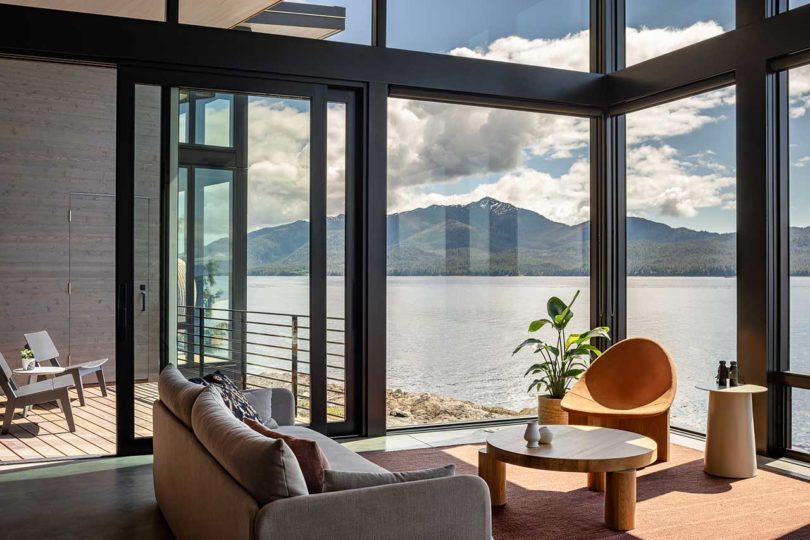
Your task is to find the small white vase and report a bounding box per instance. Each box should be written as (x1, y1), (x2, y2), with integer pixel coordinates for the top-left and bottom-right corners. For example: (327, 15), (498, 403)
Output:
(524, 420), (541, 448)
(539, 426), (554, 444)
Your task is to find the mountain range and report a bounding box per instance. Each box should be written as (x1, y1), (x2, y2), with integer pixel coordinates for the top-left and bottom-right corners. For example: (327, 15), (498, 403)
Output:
(206, 197), (810, 276)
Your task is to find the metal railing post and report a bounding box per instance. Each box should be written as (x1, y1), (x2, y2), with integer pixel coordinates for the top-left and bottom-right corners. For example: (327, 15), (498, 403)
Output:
(240, 310), (248, 388)
(291, 315), (299, 403)
(198, 305), (205, 378)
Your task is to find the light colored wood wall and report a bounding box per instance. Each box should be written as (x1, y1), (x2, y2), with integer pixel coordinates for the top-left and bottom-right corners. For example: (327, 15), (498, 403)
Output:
(0, 57), (162, 385)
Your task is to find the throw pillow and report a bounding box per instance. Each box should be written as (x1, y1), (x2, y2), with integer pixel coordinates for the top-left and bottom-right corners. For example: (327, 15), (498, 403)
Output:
(322, 464), (455, 492)
(191, 388), (308, 504)
(189, 370), (263, 423)
(244, 418), (330, 494)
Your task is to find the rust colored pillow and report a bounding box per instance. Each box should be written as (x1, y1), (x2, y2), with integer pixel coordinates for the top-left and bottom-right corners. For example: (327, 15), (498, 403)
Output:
(244, 418), (330, 493)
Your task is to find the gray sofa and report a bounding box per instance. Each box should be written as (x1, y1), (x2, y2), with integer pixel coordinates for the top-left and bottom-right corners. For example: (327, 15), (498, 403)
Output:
(153, 365), (493, 540)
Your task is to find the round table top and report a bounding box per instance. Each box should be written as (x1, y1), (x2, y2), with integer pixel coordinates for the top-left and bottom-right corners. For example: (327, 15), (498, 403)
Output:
(486, 425), (657, 473)
(694, 383), (767, 394)
(13, 366), (65, 375)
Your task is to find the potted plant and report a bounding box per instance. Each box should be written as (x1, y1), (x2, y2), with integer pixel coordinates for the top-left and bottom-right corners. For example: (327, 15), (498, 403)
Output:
(513, 290), (610, 425)
(20, 345), (35, 371)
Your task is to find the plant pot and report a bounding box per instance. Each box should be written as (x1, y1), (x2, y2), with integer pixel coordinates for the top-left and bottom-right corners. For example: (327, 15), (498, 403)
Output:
(538, 395), (568, 425)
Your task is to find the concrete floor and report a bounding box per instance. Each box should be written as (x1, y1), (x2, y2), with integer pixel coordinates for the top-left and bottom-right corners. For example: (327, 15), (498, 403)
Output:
(0, 427), (805, 540)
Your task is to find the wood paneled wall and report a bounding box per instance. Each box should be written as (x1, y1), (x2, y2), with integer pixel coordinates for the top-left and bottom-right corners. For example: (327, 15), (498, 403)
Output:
(0, 57), (161, 385)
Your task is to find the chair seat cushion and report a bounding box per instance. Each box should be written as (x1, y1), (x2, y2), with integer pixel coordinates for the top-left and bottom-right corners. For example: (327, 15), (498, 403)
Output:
(245, 419), (330, 493)
(274, 426), (388, 474)
(323, 465), (456, 492)
(561, 388), (671, 418)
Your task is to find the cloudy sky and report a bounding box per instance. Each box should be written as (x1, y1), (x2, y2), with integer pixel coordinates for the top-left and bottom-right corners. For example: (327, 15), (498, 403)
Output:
(236, 0), (810, 234)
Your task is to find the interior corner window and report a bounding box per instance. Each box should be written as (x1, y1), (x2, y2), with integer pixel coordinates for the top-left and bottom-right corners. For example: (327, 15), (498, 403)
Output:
(179, 0), (371, 45)
(625, 0), (735, 66)
(625, 86), (737, 434)
(0, 0), (166, 20)
(387, 0), (590, 71)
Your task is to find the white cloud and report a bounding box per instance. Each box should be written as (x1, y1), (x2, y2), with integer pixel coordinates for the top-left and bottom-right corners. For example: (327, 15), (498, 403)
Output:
(626, 144), (735, 219)
(626, 21), (725, 66)
(387, 98), (590, 190)
(626, 87), (734, 144)
(449, 30), (590, 72)
(444, 20), (726, 71)
(789, 64), (810, 119)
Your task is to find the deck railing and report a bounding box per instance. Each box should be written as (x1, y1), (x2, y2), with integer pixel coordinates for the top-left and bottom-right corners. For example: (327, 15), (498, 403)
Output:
(176, 305), (346, 422)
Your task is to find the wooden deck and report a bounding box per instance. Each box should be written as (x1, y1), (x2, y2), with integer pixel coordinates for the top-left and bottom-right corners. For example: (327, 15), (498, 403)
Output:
(0, 382), (157, 463)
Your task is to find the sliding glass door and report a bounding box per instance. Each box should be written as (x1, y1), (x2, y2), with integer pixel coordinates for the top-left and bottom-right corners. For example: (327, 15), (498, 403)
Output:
(117, 69), (362, 454)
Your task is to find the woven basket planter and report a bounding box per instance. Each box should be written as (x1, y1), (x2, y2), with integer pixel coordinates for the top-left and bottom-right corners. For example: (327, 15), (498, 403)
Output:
(538, 395), (568, 425)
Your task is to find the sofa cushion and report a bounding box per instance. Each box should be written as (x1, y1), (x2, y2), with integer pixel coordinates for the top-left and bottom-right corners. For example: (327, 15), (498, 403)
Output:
(189, 370), (264, 423)
(274, 425), (388, 474)
(245, 418), (330, 493)
(158, 364), (205, 429)
(323, 465), (456, 492)
(191, 388), (309, 505)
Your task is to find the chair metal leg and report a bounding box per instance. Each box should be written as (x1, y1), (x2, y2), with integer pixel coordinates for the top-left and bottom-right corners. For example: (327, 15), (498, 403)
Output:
(2, 402), (14, 434)
(96, 369), (108, 397)
(59, 392), (76, 433)
(71, 371), (86, 406)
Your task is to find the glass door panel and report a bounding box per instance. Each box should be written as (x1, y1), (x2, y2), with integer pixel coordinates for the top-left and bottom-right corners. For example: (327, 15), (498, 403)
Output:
(120, 72), (361, 452)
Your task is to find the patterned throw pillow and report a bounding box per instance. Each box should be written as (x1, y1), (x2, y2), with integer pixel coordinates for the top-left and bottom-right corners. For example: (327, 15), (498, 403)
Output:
(189, 371), (263, 423)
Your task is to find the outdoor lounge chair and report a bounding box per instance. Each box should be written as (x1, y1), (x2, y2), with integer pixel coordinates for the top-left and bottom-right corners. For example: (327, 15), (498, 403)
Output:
(561, 337), (677, 462)
(0, 352), (76, 434)
(24, 330), (108, 407)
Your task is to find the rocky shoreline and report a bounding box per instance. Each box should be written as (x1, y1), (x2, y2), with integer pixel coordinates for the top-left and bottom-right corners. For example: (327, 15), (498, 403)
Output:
(387, 388), (535, 427)
(249, 370), (534, 425)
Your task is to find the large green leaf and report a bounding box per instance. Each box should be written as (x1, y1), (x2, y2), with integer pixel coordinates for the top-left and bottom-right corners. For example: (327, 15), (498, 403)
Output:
(524, 362), (552, 377)
(513, 338), (545, 355)
(528, 318), (552, 332)
(546, 296), (567, 320)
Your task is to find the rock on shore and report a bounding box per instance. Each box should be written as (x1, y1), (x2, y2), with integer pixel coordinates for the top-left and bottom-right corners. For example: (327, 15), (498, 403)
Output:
(387, 388), (534, 427)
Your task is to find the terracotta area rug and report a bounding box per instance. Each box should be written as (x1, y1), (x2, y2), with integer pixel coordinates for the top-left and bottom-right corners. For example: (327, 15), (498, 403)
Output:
(363, 443), (810, 539)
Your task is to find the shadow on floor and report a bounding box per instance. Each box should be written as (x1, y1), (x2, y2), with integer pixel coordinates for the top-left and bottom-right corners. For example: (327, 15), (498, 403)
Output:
(0, 460), (172, 540)
(636, 458), (737, 501)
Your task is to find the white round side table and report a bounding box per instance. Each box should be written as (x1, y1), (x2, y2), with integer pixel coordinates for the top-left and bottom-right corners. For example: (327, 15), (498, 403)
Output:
(695, 383), (767, 479)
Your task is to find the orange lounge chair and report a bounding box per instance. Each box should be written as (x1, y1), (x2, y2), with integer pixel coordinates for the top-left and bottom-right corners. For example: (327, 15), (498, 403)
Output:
(561, 337), (677, 462)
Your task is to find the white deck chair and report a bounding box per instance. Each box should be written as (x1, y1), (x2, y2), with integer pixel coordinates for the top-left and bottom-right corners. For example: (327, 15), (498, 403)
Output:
(24, 331), (108, 407)
(0, 352), (76, 433)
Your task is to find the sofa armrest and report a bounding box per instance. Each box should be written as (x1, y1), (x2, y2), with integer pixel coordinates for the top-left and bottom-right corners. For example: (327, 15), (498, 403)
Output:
(243, 387), (296, 426)
(254, 475), (492, 540)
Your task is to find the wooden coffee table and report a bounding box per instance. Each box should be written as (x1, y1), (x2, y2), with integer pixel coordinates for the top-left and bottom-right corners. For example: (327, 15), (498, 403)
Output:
(479, 425), (657, 531)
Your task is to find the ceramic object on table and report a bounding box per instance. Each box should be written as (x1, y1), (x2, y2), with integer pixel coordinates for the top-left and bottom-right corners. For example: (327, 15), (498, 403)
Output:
(539, 426), (554, 444)
(524, 420), (541, 448)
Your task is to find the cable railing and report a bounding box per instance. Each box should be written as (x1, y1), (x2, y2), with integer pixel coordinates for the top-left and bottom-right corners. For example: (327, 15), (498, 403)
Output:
(176, 305), (346, 422)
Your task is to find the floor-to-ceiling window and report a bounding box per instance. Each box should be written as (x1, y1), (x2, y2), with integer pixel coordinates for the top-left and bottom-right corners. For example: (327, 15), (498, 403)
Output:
(625, 86), (737, 434)
(787, 64), (810, 454)
(386, 97), (591, 427)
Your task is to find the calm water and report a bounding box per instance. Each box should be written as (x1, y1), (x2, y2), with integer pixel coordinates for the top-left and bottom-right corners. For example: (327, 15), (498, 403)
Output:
(245, 275), (809, 450)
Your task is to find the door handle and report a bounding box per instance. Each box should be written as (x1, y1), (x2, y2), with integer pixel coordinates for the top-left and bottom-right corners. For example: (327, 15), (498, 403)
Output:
(140, 284), (147, 312)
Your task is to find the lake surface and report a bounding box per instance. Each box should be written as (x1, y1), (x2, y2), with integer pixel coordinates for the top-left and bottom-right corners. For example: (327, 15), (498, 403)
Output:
(244, 275), (809, 451)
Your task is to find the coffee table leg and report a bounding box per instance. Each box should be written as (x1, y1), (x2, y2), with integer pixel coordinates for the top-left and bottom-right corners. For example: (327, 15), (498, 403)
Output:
(587, 472), (605, 492)
(478, 448), (506, 506)
(605, 470), (636, 531)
